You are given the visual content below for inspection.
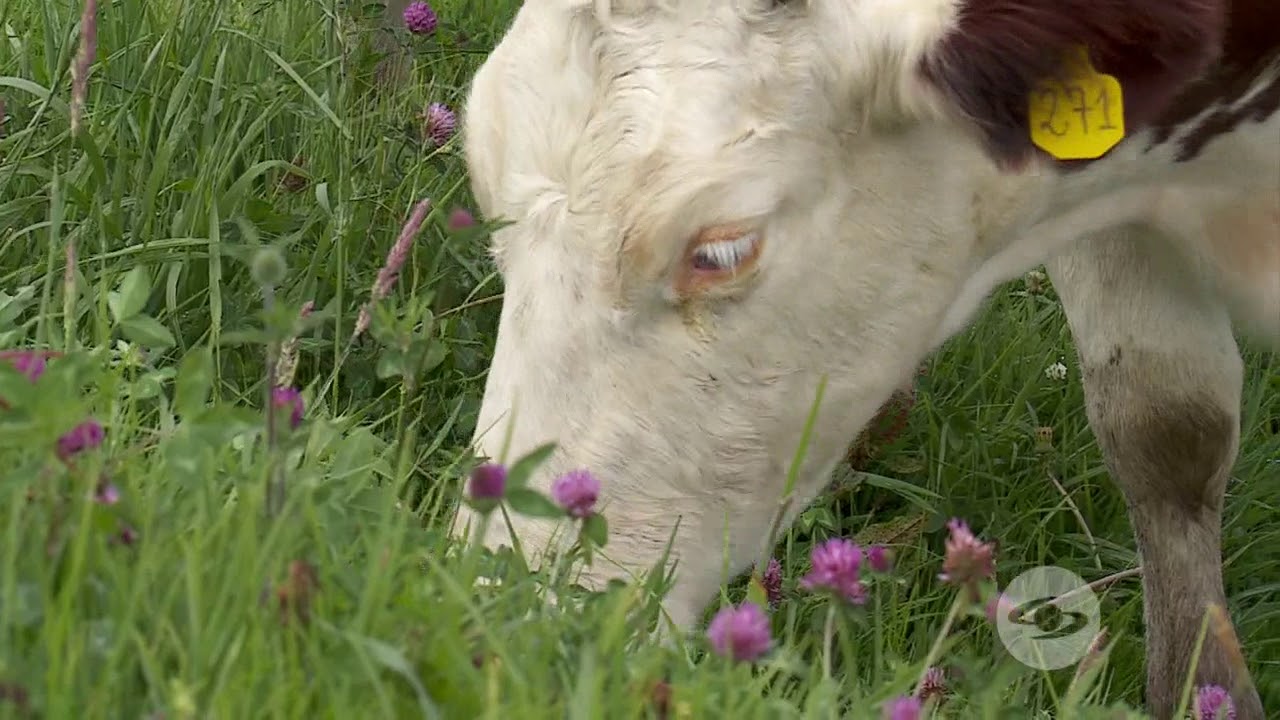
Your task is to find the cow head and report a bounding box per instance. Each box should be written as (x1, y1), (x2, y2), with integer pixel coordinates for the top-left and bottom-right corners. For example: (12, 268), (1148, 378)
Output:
(453, 0), (1226, 631)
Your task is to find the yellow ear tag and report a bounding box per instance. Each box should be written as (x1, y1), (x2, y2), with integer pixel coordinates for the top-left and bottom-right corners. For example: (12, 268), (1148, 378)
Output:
(1028, 46), (1126, 160)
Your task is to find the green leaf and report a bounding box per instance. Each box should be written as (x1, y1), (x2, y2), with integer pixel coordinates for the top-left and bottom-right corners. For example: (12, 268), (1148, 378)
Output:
(420, 339), (449, 374)
(505, 442), (556, 488)
(746, 568), (771, 609)
(376, 349), (406, 379)
(108, 266), (152, 323)
(174, 346), (214, 419)
(504, 487), (564, 519)
(344, 632), (441, 720)
(580, 513), (609, 548)
(119, 315), (176, 349)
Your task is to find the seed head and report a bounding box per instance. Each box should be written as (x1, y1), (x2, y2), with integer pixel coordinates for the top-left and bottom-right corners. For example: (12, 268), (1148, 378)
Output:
(917, 666), (947, 703)
(705, 602), (772, 663)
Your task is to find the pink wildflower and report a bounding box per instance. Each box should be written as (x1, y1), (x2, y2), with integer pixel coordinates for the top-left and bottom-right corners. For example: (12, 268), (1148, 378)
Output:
(550, 468), (599, 518)
(866, 544), (893, 573)
(467, 463), (507, 501)
(402, 1), (438, 35)
(882, 695), (922, 720)
(421, 102), (456, 147)
(57, 419), (104, 460)
(1193, 685), (1237, 720)
(271, 386), (304, 429)
(939, 518), (995, 595)
(93, 479), (120, 505)
(705, 602), (772, 663)
(762, 557), (783, 608)
(917, 666), (947, 702)
(447, 207), (475, 230)
(0, 350), (54, 382)
(800, 538), (868, 605)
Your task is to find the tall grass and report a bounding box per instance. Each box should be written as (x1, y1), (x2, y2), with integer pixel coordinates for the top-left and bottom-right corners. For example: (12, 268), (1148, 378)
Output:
(0, 0), (1276, 717)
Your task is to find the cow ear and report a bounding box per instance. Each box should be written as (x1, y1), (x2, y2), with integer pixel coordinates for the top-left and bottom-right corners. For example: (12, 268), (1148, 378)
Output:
(919, 0), (1228, 170)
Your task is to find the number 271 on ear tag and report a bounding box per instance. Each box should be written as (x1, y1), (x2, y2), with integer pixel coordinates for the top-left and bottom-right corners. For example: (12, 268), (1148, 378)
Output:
(1028, 47), (1126, 160)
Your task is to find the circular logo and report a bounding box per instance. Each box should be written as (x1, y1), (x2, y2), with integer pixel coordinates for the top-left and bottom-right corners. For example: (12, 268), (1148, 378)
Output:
(994, 565), (1101, 670)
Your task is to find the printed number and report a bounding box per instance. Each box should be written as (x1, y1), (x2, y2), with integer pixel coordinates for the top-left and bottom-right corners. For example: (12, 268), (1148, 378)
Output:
(1037, 88), (1066, 137)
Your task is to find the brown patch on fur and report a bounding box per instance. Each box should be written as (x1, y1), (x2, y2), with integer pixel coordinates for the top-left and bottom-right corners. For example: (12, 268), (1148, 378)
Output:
(919, 0), (1228, 169)
(1079, 351), (1264, 718)
(1149, 0), (1280, 159)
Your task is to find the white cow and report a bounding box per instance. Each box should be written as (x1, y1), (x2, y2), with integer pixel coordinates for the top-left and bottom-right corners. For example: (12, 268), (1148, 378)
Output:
(453, 0), (1279, 716)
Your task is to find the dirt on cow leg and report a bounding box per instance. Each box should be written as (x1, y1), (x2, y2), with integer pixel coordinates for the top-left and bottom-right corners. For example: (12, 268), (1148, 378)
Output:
(1048, 226), (1264, 720)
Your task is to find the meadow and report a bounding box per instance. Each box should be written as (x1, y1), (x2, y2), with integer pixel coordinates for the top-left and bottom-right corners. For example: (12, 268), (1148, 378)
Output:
(0, 0), (1277, 717)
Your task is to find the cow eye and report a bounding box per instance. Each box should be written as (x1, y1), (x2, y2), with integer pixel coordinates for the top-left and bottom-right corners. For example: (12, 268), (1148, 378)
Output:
(691, 231), (761, 271)
(674, 223), (765, 298)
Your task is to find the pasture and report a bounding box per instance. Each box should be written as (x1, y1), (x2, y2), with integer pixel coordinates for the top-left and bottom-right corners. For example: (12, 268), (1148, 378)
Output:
(0, 0), (1277, 717)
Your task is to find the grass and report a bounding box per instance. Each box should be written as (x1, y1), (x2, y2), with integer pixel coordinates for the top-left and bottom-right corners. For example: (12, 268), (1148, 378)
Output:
(0, 0), (1277, 717)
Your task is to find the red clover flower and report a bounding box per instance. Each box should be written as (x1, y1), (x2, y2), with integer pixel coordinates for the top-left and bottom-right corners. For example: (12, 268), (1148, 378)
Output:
(57, 419), (104, 461)
(800, 537), (868, 605)
(917, 666), (947, 703)
(550, 468), (599, 518)
(271, 386), (304, 430)
(939, 518), (995, 596)
(402, 1), (438, 35)
(421, 102), (456, 147)
(866, 544), (893, 573)
(762, 557), (783, 608)
(1194, 685), (1237, 720)
(882, 695), (922, 720)
(447, 207), (475, 230)
(468, 463), (507, 501)
(705, 602), (772, 663)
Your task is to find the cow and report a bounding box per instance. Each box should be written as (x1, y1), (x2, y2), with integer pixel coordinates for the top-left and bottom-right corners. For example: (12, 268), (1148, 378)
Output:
(451, 0), (1279, 716)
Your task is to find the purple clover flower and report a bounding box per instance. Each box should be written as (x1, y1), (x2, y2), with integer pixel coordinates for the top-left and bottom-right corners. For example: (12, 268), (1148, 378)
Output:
(468, 462), (507, 501)
(799, 537), (868, 605)
(1, 350), (52, 382)
(94, 480), (120, 505)
(939, 518), (995, 593)
(550, 468), (599, 518)
(882, 695), (922, 720)
(762, 557), (783, 608)
(705, 602), (772, 663)
(57, 419), (104, 460)
(447, 207), (475, 230)
(918, 666), (947, 702)
(1194, 684), (1237, 720)
(271, 386), (304, 429)
(402, 1), (438, 35)
(421, 102), (456, 147)
(866, 544), (893, 573)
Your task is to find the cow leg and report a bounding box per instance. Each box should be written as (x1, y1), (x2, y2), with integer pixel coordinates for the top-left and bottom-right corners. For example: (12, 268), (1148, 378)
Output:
(1045, 224), (1263, 719)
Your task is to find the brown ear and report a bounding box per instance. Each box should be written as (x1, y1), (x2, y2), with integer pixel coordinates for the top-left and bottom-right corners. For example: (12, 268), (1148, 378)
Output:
(918, 0), (1228, 169)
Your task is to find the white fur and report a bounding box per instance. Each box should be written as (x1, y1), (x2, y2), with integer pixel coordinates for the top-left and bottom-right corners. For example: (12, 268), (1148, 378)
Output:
(454, 0), (1280, 641)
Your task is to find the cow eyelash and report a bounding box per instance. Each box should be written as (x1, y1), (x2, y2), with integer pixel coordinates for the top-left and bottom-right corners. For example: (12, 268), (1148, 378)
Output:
(691, 232), (761, 272)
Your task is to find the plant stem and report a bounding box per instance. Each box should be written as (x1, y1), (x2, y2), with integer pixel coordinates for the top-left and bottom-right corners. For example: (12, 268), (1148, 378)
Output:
(917, 593), (964, 692)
